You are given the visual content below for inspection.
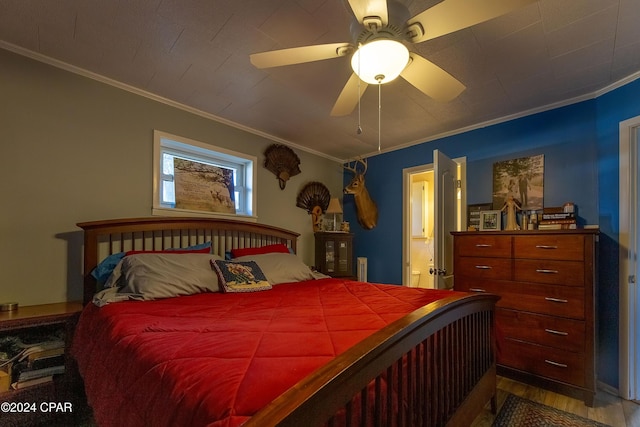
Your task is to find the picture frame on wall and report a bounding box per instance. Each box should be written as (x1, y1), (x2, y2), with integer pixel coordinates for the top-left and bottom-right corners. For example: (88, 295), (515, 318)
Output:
(479, 210), (502, 231)
(492, 154), (544, 211)
(467, 203), (493, 231)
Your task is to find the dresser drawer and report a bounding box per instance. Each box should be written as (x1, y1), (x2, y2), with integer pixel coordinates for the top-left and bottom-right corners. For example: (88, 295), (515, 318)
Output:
(514, 259), (584, 286)
(498, 339), (585, 387)
(459, 279), (584, 319)
(513, 235), (584, 261)
(455, 235), (511, 258)
(497, 309), (585, 352)
(454, 257), (512, 281)
(498, 281), (584, 319)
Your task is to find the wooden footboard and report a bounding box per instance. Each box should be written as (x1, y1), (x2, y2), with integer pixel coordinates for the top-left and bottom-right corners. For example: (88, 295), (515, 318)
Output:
(247, 293), (498, 427)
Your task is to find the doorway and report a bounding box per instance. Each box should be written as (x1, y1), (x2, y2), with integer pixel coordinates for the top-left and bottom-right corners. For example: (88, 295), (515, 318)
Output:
(619, 115), (640, 401)
(408, 170), (435, 288)
(402, 151), (466, 289)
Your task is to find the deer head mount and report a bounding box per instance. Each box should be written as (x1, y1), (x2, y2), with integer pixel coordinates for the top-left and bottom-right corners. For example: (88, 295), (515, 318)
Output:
(344, 158), (378, 230)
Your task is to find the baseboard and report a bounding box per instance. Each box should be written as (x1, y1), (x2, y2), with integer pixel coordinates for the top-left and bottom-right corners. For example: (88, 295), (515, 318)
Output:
(497, 365), (594, 406)
(597, 380), (619, 398)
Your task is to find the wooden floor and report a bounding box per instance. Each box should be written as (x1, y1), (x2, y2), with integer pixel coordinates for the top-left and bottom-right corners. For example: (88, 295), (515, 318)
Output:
(471, 376), (640, 427)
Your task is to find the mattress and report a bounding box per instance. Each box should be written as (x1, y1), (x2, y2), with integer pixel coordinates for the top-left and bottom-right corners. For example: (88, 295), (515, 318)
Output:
(72, 278), (456, 427)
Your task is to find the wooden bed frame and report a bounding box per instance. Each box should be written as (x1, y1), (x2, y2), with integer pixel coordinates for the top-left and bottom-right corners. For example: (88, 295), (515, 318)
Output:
(77, 217), (498, 427)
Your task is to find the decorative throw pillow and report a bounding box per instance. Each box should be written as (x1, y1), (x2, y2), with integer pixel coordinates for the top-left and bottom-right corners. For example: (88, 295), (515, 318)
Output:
(211, 259), (272, 293)
(233, 253), (316, 284)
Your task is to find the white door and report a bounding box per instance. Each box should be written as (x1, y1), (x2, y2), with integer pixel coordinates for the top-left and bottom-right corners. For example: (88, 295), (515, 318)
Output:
(620, 115), (640, 401)
(402, 151), (464, 288)
(432, 150), (458, 289)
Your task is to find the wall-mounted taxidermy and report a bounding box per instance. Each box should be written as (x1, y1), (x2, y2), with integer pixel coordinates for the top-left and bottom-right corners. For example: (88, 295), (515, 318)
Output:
(296, 181), (330, 232)
(264, 144), (301, 190)
(344, 158), (378, 230)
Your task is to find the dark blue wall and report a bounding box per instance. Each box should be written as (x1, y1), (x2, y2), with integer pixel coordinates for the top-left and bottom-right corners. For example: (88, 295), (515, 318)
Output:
(593, 78), (640, 388)
(343, 78), (640, 390)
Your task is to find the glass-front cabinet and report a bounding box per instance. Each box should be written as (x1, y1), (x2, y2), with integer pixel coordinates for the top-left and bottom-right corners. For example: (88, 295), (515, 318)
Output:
(314, 232), (354, 278)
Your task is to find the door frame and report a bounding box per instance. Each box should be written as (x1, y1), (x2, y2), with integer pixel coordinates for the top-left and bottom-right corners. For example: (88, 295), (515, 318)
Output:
(402, 156), (466, 287)
(619, 115), (640, 400)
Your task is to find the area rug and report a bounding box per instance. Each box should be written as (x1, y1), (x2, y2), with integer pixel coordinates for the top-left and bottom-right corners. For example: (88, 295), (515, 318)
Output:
(493, 394), (612, 427)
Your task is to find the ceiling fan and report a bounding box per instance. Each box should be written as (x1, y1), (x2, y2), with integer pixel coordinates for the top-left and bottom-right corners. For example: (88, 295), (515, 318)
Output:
(250, 0), (536, 116)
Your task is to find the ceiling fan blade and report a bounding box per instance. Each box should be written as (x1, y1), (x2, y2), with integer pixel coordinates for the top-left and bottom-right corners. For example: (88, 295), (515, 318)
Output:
(400, 54), (465, 102)
(250, 43), (353, 69)
(407, 0), (537, 43)
(331, 73), (369, 116)
(347, 0), (388, 26)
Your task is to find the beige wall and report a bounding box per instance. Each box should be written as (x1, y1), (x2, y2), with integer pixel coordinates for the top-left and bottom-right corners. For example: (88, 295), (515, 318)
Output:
(0, 48), (343, 306)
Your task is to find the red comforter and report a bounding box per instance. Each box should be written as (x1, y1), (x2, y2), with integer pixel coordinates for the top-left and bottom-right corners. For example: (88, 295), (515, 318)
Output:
(72, 278), (456, 427)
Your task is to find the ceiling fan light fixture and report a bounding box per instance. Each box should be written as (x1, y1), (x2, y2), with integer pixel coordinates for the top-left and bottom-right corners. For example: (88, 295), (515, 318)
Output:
(351, 39), (409, 85)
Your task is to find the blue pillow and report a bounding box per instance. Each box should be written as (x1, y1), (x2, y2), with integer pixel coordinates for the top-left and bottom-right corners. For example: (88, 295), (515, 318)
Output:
(91, 241), (212, 283)
(168, 241), (211, 252)
(91, 252), (126, 283)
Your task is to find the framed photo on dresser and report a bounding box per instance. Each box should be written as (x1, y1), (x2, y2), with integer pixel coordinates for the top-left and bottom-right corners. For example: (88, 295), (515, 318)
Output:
(479, 210), (501, 231)
(467, 203), (493, 231)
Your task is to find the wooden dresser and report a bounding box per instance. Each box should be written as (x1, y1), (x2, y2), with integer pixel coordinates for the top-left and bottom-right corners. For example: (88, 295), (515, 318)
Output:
(452, 230), (598, 406)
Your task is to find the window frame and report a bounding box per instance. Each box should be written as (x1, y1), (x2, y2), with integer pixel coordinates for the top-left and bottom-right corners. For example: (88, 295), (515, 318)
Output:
(152, 130), (257, 220)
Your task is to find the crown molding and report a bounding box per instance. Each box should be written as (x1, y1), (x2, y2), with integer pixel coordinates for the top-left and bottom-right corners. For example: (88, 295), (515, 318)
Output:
(358, 70), (640, 161)
(3, 40), (638, 165)
(0, 41), (343, 164)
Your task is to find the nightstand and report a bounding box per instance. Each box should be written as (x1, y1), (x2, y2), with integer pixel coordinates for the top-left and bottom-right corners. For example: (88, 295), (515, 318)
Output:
(314, 232), (355, 279)
(0, 301), (83, 426)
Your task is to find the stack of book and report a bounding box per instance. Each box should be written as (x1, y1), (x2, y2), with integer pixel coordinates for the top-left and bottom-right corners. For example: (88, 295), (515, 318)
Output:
(10, 339), (65, 390)
(538, 208), (577, 230)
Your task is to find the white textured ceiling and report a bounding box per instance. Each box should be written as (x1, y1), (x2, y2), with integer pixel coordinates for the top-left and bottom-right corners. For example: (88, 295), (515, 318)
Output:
(1, 0), (639, 161)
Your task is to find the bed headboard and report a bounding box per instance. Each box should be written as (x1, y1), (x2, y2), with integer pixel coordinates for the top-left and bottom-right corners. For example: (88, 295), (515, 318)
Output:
(77, 217), (300, 304)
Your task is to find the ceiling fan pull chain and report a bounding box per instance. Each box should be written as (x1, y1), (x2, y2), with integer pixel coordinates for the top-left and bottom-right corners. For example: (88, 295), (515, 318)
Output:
(377, 75), (382, 152)
(357, 48), (362, 135)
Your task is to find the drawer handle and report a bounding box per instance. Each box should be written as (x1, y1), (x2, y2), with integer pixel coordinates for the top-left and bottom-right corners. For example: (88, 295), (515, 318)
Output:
(545, 328), (569, 336)
(536, 245), (558, 250)
(469, 288), (486, 293)
(544, 359), (568, 368)
(536, 269), (559, 274)
(474, 265), (492, 269)
(475, 244), (492, 247)
(545, 297), (569, 303)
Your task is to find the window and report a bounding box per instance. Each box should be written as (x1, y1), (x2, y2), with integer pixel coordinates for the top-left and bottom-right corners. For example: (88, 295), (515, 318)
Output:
(153, 130), (256, 219)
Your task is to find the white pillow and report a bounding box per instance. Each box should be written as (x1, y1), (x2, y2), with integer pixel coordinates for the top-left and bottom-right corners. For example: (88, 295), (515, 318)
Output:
(110, 253), (223, 300)
(234, 253), (316, 284)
